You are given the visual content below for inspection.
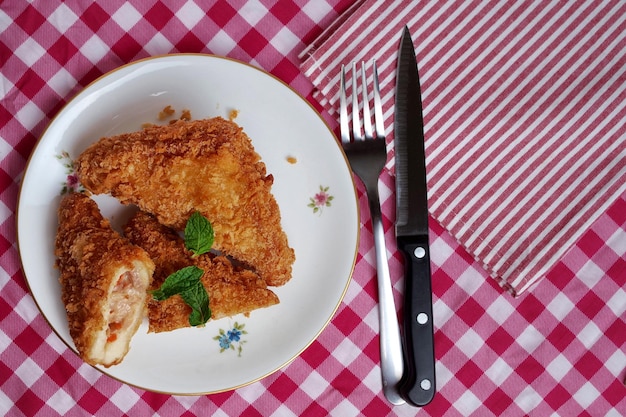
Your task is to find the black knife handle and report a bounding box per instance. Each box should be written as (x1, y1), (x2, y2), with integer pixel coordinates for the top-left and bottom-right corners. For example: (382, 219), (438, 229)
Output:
(398, 237), (435, 406)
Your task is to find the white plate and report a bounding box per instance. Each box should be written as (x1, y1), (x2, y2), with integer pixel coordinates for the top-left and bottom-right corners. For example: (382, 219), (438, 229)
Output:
(17, 54), (359, 395)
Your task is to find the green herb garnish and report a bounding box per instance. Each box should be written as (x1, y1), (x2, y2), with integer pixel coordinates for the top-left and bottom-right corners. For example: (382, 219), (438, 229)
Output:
(151, 266), (211, 326)
(151, 266), (204, 301)
(151, 213), (215, 326)
(185, 211), (214, 257)
(180, 280), (211, 326)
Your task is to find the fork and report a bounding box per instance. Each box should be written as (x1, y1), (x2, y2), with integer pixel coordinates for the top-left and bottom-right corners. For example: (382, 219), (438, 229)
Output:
(340, 61), (405, 405)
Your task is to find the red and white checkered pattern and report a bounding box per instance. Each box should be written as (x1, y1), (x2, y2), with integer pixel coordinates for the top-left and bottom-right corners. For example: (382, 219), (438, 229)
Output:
(1, 1), (625, 416)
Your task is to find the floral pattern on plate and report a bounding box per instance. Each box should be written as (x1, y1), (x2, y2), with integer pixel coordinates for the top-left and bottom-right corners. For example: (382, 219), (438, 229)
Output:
(308, 185), (334, 215)
(214, 322), (247, 356)
(56, 151), (84, 194)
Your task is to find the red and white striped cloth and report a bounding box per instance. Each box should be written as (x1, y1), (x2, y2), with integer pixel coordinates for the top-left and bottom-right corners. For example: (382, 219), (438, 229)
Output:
(300, 0), (626, 295)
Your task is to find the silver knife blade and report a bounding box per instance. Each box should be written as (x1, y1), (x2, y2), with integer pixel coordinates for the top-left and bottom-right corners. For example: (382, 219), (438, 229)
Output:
(395, 28), (428, 238)
(394, 26), (436, 407)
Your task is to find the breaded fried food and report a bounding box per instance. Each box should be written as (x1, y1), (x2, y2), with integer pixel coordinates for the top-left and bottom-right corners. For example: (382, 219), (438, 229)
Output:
(76, 117), (295, 287)
(54, 193), (154, 367)
(124, 210), (279, 333)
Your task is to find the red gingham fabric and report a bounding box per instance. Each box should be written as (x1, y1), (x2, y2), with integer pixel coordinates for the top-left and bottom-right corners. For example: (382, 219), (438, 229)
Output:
(1, 1), (625, 416)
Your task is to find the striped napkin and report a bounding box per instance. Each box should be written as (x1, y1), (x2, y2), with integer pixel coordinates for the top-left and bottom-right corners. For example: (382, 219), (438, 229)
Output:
(300, 0), (626, 295)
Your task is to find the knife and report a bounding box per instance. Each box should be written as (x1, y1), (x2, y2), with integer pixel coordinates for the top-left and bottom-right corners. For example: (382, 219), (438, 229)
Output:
(394, 26), (436, 407)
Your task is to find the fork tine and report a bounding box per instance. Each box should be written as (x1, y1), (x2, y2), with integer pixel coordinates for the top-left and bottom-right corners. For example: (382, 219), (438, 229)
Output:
(372, 60), (385, 140)
(351, 63), (363, 141)
(339, 65), (350, 144)
(361, 61), (374, 140)
(341, 61), (382, 144)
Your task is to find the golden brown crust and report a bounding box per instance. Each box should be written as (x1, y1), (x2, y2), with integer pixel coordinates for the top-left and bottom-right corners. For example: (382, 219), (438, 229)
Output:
(124, 210), (279, 333)
(76, 117), (295, 287)
(54, 193), (154, 367)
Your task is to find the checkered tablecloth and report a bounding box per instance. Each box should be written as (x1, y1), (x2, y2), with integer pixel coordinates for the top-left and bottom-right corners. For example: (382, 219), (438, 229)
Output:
(1, 1), (625, 416)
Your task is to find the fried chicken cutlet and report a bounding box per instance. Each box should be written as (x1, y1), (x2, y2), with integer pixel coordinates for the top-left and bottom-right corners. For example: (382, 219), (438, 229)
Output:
(76, 117), (295, 287)
(54, 193), (154, 367)
(124, 210), (279, 333)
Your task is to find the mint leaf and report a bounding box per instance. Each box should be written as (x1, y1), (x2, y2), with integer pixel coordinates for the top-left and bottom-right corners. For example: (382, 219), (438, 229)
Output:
(151, 265), (211, 326)
(151, 266), (204, 301)
(150, 213), (215, 327)
(185, 211), (214, 256)
(180, 281), (211, 326)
